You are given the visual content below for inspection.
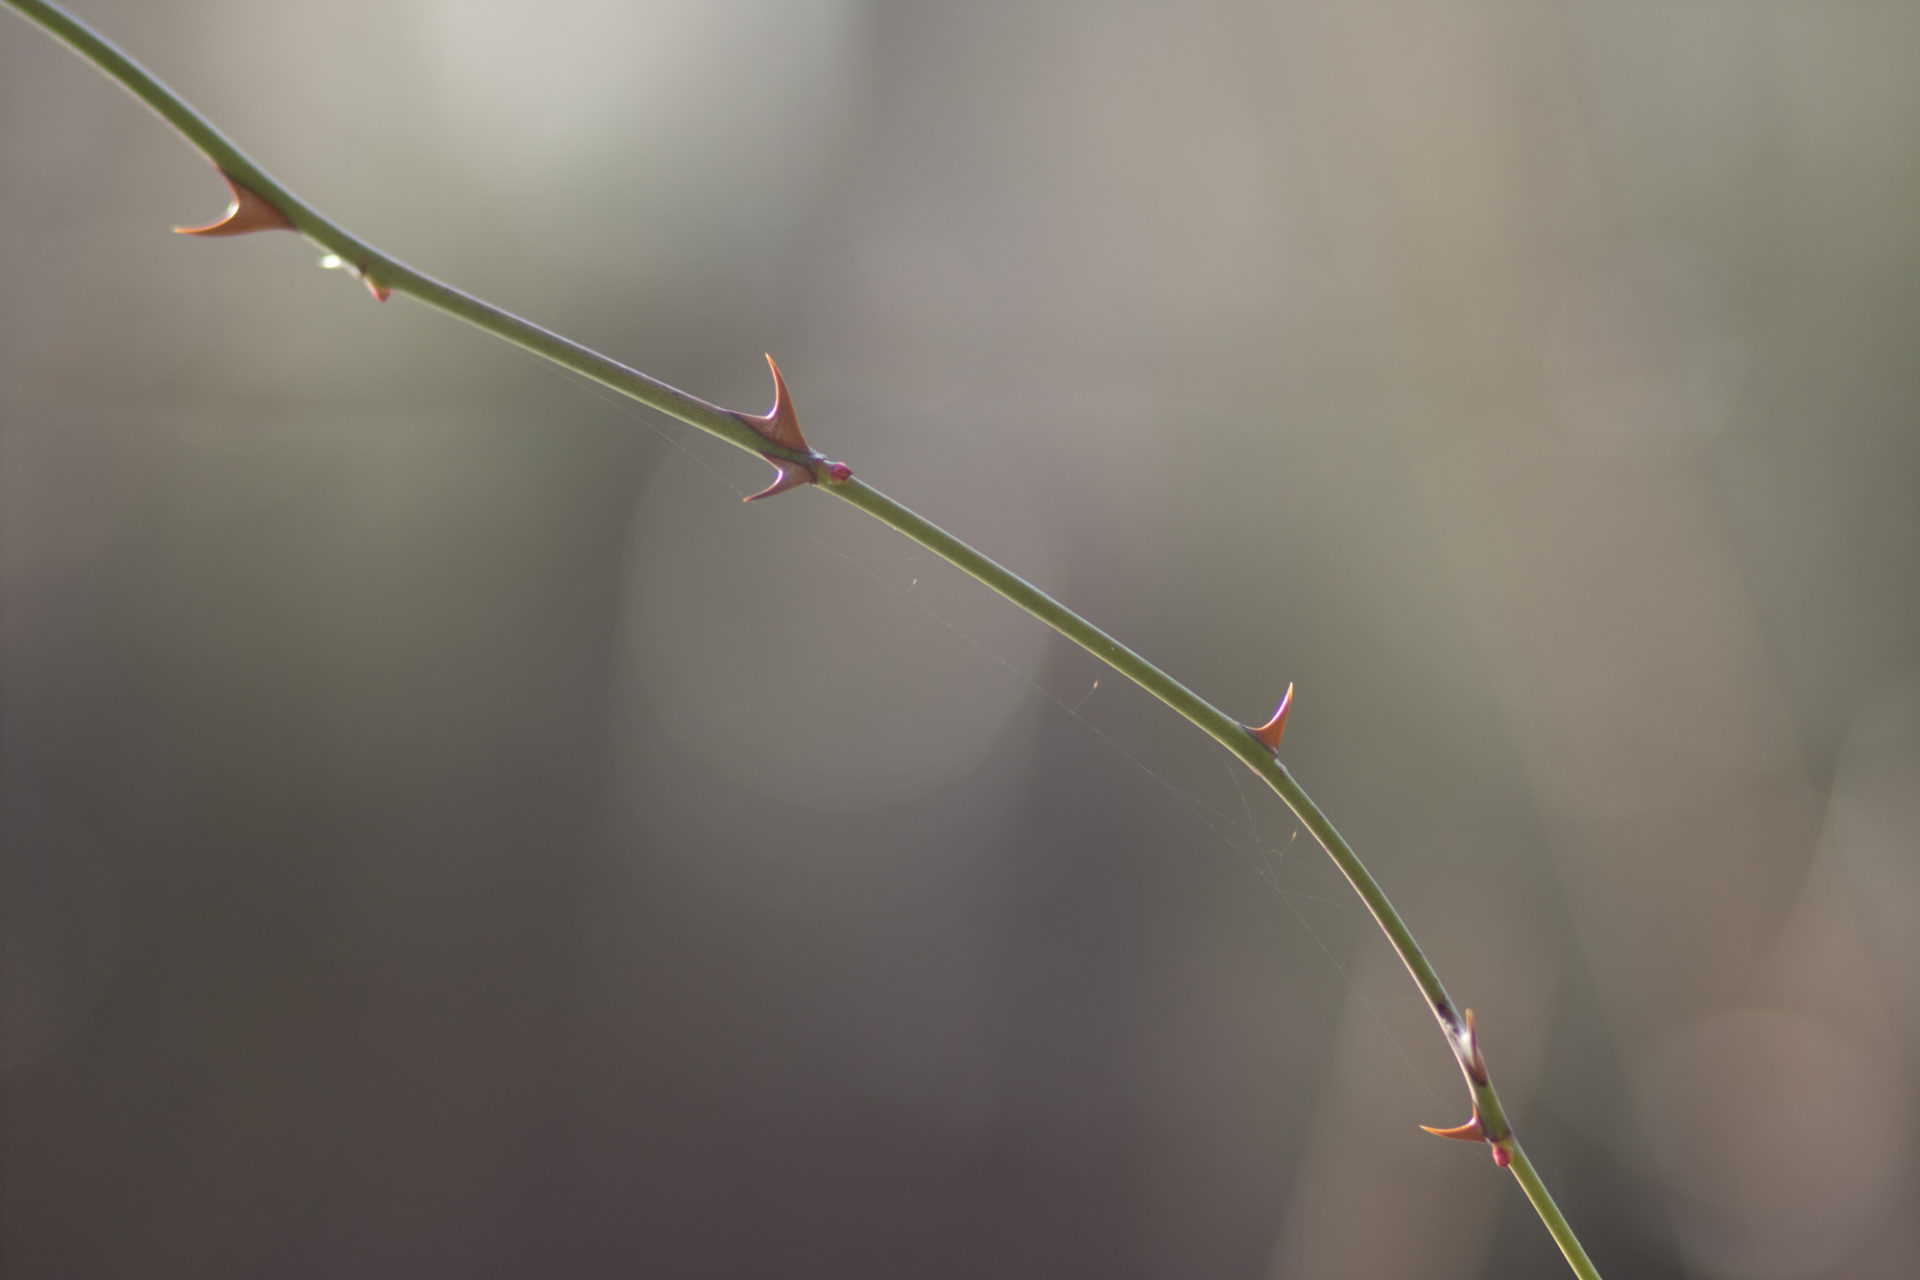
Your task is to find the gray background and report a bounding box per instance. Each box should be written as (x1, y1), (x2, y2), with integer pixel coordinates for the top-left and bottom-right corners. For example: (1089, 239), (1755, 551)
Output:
(5, 2), (1919, 1276)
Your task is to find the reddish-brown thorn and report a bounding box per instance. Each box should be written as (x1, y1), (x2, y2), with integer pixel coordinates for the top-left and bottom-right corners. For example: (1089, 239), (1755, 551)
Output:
(743, 459), (815, 503)
(1425, 1011), (1510, 1166)
(740, 354), (811, 454)
(734, 356), (851, 501)
(1460, 1007), (1489, 1085)
(174, 173), (294, 237)
(1247, 682), (1294, 751)
(320, 254), (391, 302)
(1419, 1106), (1487, 1144)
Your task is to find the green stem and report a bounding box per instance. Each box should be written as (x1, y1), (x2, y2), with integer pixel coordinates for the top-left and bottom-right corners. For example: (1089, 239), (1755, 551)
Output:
(6, 1), (1600, 1274)
(1508, 1143), (1604, 1280)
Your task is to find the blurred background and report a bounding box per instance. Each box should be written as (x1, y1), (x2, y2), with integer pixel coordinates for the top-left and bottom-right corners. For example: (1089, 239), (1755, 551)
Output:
(4, 1), (1918, 1276)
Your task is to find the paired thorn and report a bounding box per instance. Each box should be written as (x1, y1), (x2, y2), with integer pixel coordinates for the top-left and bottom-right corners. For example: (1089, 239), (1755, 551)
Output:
(174, 172), (293, 237)
(1421, 1010), (1510, 1167)
(734, 355), (852, 501)
(1247, 682), (1294, 751)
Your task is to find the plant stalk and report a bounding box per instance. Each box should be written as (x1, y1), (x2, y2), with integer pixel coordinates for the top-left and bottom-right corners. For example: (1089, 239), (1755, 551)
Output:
(4, 2), (1600, 1274)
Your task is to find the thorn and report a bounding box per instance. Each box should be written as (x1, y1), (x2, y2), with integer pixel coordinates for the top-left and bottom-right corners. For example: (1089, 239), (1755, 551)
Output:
(1459, 1008), (1489, 1085)
(743, 460), (815, 503)
(175, 173), (294, 237)
(318, 253), (391, 303)
(740, 355), (811, 454)
(732, 356), (851, 501)
(1247, 683), (1294, 751)
(1419, 1106), (1486, 1144)
(1424, 1012), (1511, 1166)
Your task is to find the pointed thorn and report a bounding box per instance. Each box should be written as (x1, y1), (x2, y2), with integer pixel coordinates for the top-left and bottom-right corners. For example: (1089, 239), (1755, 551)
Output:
(1247, 682), (1294, 751)
(732, 356), (848, 501)
(1461, 1008), (1489, 1084)
(743, 460), (814, 503)
(175, 174), (294, 237)
(739, 355), (811, 454)
(1419, 1108), (1487, 1144)
(363, 276), (391, 302)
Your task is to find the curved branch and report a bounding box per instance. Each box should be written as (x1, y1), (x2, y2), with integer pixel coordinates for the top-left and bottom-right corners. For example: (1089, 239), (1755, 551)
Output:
(2, 2), (1599, 1275)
